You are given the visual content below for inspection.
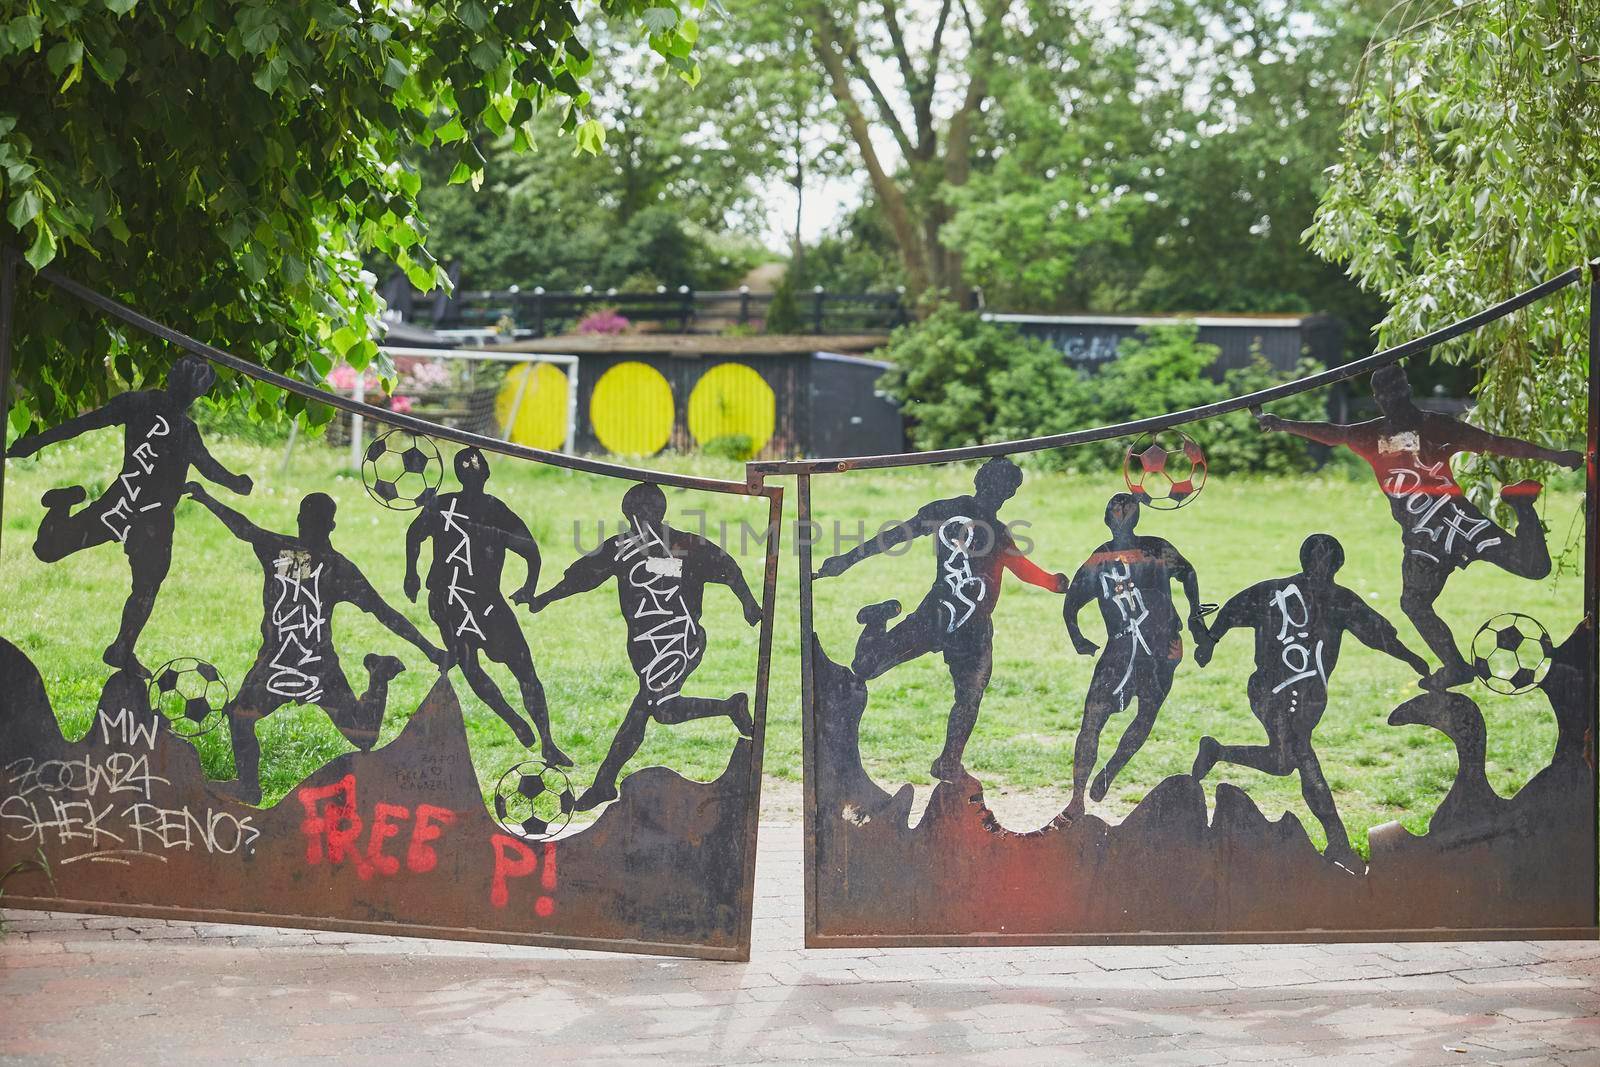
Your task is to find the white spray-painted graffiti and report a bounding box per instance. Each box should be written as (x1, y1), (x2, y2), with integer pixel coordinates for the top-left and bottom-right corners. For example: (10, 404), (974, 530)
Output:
(1099, 559), (1153, 698)
(266, 548), (326, 701)
(99, 414), (171, 543)
(937, 516), (987, 633)
(0, 705), (259, 866)
(1379, 448), (1502, 563)
(440, 497), (488, 641)
(615, 518), (700, 698)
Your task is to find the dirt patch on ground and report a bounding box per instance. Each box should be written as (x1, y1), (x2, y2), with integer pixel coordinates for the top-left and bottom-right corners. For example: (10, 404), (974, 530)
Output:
(760, 776), (1071, 830)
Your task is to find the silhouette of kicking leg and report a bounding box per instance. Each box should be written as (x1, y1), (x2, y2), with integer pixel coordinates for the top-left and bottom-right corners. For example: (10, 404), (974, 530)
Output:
(32, 490), (177, 671)
(220, 654), (403, 804)
(221, 667), (279, 805)
(320, 654), (407, 752)
(496, 642), (569, 766)
(1401, 486), (1553, 682)
(1192, 680), (1355, 864)
(456, 648), (539, 748)
(579, 689), (750, 810)
(852, 598), (933, 679)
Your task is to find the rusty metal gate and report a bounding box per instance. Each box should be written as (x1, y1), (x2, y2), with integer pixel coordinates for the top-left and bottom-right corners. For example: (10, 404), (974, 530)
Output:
(749, 264), (1598, 948)
(0, 251), (781, 960)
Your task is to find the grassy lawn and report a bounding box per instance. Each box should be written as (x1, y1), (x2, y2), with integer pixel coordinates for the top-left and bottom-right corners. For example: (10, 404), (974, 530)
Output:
(2, 428), (1586, 854)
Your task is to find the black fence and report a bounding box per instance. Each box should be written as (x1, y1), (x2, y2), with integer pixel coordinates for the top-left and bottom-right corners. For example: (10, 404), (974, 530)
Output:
(383, 278), (919, 337)
(0, 248), (783, 962)
(748, 261), (1598, 949)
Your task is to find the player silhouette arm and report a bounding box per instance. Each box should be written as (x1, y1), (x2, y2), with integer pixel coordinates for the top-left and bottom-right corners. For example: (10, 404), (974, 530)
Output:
(525, 544), (614, 613)
(1062, 563), (1100, 656)
(1441, 419), (1583, 469)
(402, 507), (434, 603)
(8, 396), (128, 458)
(814, 499), (949, 579)
(1255, 410), (1360, 449)
(185, 423), (253, 496)
(1336, 588), (1431, 678)
(998, 528), (1067, 594)
(501, 506), (544, 610)
(1162, 541), (1212, 648)
(692, 534), (763, 626)
(185, 482), (271, 552)
(337, 555), (449, 668)
(1194, 585), (1259, 667)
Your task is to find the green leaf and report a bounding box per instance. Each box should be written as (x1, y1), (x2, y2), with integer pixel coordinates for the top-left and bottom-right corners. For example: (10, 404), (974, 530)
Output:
(104, 0), (139, 14)
(468, 39), (503, 72)
(382, 56), (409, 89)
(252, 55), (289, 94)
(459, 1), (490, 32)
(87, 45), (127, 83)
(6, 187), (41, 228)
(2, 15), (42, 53)
(330, 324), (360, 357)
(640, 7), (679, 33)
(24, 222), (56, 269)
(574, 117), (605, 155)
(435, 114), (467, 143)
(403, 260), (436, 291)
(46, 39), (83, 78)
(238, 13), (278, 54)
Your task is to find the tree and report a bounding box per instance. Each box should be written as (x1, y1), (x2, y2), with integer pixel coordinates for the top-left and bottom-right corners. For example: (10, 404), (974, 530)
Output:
(941, 0), (1389, 335)
(0, 0), (704, 429)
(1308, 0), (1600, 458)
(724, 13), (845, 275)
(411, 22), (782, 292)
(793, 0), (1037, 300)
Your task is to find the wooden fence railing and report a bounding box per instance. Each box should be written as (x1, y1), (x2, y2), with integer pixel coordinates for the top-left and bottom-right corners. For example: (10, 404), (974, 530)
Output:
(382, 279), (969, 336)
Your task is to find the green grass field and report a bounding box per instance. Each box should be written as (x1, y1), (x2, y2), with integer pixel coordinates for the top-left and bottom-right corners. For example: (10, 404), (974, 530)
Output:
(1, 429), (1585, 854)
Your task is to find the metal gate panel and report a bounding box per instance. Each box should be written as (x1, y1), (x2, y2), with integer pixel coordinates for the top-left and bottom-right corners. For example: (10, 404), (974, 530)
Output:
(0, 254), (780, 960)
(750, 265), (1598, 948)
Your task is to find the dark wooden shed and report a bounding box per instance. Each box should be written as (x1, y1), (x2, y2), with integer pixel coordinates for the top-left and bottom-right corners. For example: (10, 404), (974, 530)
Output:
(983, 312), (1346, 376)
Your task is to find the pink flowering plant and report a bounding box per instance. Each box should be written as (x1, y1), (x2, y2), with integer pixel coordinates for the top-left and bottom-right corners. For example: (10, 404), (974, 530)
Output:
(328, 362), (412, 414)
(576, 307), (631, 335)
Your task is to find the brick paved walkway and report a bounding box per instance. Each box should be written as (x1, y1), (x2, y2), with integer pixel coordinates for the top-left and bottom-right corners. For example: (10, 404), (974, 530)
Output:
(3, 825), (1598, 1064)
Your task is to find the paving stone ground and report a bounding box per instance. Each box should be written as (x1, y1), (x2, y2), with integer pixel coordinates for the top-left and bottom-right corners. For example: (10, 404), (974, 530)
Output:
(2, 824), (1597, 1065)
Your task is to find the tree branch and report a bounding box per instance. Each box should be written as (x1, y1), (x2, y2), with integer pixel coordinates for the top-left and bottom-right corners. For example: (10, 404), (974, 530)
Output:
(944, 0), (1002, 191)
(956, 0), (978, 42)
(881, 0), (922, 105)
(805, 6), (930, 293)
(810, 4), (916, 164)
(937, 0), (1006, 296)
(891, 0), (950, 157)
(843, 38), (919, 162)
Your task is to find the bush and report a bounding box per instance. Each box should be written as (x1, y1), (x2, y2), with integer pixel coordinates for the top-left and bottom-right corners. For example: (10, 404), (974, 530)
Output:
(764, 272), (802, 334)
(883, 313), (1326, 473)
(880, 305), (1062, 450)
(701, 433), (755, 461)
(596, 206), (702, 289)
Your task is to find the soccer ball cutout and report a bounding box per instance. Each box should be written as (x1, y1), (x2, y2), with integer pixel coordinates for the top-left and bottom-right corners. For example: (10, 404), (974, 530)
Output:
(1470, 613), (1553, 695)
(148, 658), (229, 737)
(493, 760), (576, 841)
(361, 429), (443, 511)
(1124, 429), (1207, 510)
